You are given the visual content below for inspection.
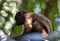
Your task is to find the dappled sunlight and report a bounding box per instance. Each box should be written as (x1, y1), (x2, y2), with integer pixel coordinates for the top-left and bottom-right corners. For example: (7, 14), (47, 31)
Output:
(0, 0), (1, 2)
(9, 2), (17, 14)
(1, 10), (8, 17)
(55, 14), (60, 31)
(0, 30), (7, 41)
(3, 5), (10, 11)
(9, 16), (15, 24)
(1, 17), (6, 23)
(0, 17), (6, 28)
(34, 4), (41, 13)
(3, 2), (10, 11)
(4, 21), (13, 35)
(0, 0), (20, 41)
(57, 25), (60, 32)
(55, 14), (60, 22)
(0, 29), (15, 41)
(55, 18), (60, 22)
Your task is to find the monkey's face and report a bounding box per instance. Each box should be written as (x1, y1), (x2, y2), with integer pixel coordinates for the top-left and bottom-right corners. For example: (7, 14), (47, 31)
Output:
(15, 11), (25, 26)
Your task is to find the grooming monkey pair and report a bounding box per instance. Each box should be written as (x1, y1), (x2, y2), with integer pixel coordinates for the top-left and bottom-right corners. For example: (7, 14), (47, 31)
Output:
(15, 10), (52, 38)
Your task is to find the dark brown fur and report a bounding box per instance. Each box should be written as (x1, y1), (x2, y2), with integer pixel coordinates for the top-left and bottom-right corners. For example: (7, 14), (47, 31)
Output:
(15, 11), (52, 37)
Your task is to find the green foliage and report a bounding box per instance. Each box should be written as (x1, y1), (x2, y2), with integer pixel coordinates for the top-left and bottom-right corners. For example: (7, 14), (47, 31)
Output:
(48, 7), (58, 30)
(0, 0), (20, 37)
(0, 0), (59, 38)
(22, 0), (35, 12)
(11, 25), (23, 37)
(0, 0), (6, 10)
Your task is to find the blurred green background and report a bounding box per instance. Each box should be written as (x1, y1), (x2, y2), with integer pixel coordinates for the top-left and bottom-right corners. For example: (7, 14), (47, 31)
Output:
(0, 0), (60, 37)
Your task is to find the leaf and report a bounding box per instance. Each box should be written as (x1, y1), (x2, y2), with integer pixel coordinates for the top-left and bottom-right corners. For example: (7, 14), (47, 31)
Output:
(11, 25), (24, 37)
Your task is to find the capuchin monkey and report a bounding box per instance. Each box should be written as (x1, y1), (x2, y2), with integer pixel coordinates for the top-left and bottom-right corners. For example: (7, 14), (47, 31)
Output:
(15, 10), (52, 38)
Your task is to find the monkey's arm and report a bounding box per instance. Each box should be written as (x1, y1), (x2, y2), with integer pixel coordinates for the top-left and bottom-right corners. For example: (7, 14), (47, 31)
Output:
(34, 21), (48, 38)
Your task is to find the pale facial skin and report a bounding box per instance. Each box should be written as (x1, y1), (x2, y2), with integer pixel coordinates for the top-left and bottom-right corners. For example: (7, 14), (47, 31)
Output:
(24, 13), (32, 33)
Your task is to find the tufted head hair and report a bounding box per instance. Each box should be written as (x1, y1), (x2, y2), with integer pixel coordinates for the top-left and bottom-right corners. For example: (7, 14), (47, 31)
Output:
(15, 11), (26, 26)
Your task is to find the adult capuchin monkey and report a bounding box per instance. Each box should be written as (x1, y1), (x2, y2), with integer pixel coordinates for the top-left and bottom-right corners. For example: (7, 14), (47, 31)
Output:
(15, 10), (52, 38)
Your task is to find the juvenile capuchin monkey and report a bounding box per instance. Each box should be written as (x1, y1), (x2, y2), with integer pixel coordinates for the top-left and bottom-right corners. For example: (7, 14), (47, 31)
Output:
(15, 10), (52, 38)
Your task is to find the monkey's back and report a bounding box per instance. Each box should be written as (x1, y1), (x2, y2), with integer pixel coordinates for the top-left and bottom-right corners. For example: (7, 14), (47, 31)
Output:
(32, 14), (52, 34)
